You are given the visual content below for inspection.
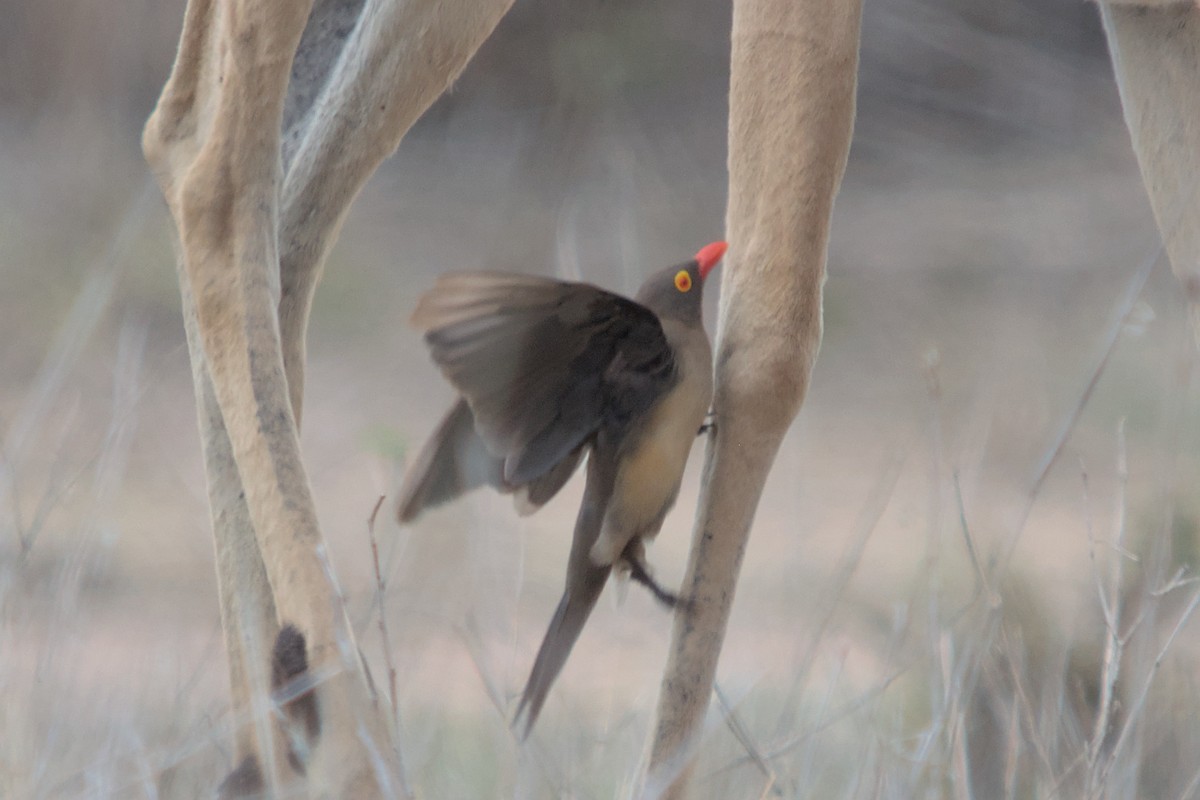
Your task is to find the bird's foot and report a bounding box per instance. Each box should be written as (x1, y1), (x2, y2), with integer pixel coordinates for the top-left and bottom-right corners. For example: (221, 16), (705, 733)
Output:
(697, 411), (717, 437)
(622, 549), (692, 611)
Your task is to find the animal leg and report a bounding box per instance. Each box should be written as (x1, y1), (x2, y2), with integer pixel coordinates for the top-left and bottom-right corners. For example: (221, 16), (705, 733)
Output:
(179, 275), (282, 782)
(1102, 3), (1200, 339)
(145, 0), (400, 794)
(149, 0), (520, 790)
(643, 0), (862, 796)
(275, 0), (516, 419)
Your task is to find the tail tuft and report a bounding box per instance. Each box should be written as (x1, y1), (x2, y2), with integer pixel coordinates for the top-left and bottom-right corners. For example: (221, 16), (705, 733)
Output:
(272, 624), (320, 772)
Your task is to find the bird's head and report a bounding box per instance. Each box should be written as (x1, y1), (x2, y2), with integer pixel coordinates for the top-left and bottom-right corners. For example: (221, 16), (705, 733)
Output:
(635, 241), (727, 323)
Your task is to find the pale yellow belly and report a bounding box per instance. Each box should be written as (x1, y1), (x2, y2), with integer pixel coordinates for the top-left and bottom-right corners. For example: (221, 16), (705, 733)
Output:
(589, 381), (709, 565)
(614, 436), (691, 524)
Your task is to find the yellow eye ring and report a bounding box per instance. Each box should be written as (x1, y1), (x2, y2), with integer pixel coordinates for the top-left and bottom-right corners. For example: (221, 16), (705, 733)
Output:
(674, 270), (692, 292)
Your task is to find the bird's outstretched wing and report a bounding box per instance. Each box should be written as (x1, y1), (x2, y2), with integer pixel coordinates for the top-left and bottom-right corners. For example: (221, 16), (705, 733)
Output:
(394, 397), (587, 522)
(394, 398), (505, 523)
(410, 272), (676, 487)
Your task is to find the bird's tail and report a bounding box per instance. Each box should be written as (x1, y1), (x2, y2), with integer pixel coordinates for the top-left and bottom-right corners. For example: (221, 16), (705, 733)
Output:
(514, 446), (617, 736)
(513, 560), (609, 737)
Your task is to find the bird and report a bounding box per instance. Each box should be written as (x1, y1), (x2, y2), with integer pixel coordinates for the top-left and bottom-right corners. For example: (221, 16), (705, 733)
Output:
(396, 241), (726, 734)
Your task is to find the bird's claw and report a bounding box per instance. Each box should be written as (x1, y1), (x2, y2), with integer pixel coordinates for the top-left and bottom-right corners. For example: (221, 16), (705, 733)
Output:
(621, 543), (691, 610)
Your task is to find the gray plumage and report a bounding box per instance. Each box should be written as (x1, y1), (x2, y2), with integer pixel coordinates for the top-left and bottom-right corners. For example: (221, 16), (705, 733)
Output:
(397, 246), (723, 734)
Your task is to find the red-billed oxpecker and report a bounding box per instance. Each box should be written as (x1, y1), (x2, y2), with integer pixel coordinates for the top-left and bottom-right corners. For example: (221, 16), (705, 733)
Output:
(397, 241), (727, 734)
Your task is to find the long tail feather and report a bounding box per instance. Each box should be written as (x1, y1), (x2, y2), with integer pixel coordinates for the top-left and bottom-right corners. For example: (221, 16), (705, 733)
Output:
(514, 446), (615, 736)
(513, 560), (610, 737)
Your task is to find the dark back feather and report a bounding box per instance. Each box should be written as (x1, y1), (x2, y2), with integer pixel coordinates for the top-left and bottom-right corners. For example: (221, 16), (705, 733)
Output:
(412, 273), (677, 487)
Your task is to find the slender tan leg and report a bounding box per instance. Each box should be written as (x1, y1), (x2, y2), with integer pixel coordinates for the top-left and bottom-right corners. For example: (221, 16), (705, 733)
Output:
(1102, 3), (1200, 326)
(276, 0), (516, 423)
(178, 272), (279, 769)
(146, 0), (514, 792)
(145, 1), (399, 793)
(643, 0), (862, 796)
(640, 5), (1199, 798)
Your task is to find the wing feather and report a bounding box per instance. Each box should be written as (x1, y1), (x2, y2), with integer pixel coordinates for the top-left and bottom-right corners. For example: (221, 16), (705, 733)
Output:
(411, 272), (675, 496)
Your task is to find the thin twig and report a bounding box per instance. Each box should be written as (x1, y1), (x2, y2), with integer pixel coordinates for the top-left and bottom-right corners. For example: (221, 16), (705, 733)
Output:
(732, 668), (906, 765)
(998, 244), (1160, 573)
(998, 625), (1056, 785)
(714, 685), (780, 798)
(455, 616), (570, 798)
(366, 495), (411, 799)
(0, 181), (154, 548)
(1151, 566), (1199, 597)
(1178, 762), (1200, 800)
(367, 496), (399, 725)
(952, 468), (995, 608)
(1085, 422), (1129, 797)
(794, 650), (846, 793)
(1003, 695), (1021, 800)
(1097, 586), (1200, 787)
(775, 447), (907, 741)
(1082, 461), (1114, 631)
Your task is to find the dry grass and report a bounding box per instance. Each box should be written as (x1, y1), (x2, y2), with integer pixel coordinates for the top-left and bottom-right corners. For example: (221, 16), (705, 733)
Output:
(6, 171), (1200, 798)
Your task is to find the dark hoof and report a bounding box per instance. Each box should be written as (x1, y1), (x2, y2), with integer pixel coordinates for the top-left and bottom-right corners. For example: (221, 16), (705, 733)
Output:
(217, 755), (264, 799)
(272, 624), (320, 772)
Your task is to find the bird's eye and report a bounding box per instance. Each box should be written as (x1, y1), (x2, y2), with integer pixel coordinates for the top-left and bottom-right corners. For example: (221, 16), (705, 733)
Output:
(674, 270), (692, 292)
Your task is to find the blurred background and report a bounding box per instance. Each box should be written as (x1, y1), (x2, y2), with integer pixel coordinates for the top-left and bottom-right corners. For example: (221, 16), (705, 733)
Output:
(4, 0), (1199, 797)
